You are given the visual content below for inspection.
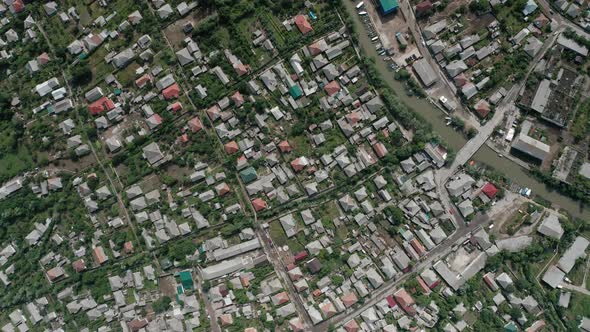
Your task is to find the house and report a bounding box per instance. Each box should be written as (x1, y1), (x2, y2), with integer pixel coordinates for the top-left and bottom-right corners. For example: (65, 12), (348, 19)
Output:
(146, 114), (163, 130)
(188, 117), (203, 132)
(294, 15), (313, 34)
(446, 173), (475, 197)
(142, 142), (165, 165)
(423, 20), (447, 40)
(530, 79), (551, 114)
(445, 60), (468, 77)
(393, 288), (416, 316)
(85, 87), (104, 102)
(128, 10), (143, 25)
(212, 66), (230, 85)
(231, 91), (244, 107)
(324, 81), (341, 96)
(291, 157), (309, 172)
(474, 99), (491, 118)
(35, 77), (60, 97)
(557, 236), (589, 273)
(92, 246), (108, 265)
(542, 265), (565, 288)
(537, 213), (564, 240)
(72, 259), (86, 273)
(415, 0), (433, 16)
(278, 141), (292, 153)
(252, 198), (267, 211)
(162, 83), (181, 100)
(307, 258), (322, 273)
(88, 96), (115, 115)
(524, 36), (543, 57)
(280, 214), (298, 237)
(522, 0), (538, 15)
(136, 74), (152, 88)
(157, 4), (174, 19)
(176, 48), (195, 66)
(481, 182), (498, 199)
(112, 48), (134, 68)
(224, 141), (240, 154)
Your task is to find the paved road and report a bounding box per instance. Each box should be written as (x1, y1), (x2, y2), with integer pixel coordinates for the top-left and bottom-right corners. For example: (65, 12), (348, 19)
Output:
(313, 210), (491, 331)
(434, 26), (561, 188)
(537, 0), (590, 39)
(562, 283), (590, 296)
(236, 178), (315, 330)
(315, 4), (571, 329)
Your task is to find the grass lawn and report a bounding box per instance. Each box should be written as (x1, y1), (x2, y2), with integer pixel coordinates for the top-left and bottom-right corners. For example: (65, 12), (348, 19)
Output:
(0, 147), (34, 182)
(336, 223), (349, 240)
(318, 201), (341, 221)
(569, 257), (587, 286)
(499, 203), (529, 235)
(126, 290), (136, 305)
(269, 221), (288, 247)
(117, 62), (141, 88)
(290, 135), (313, 157)
(262, 12), (286, 49)
(287, 238), (305, 253)
(566, 293), (590, 321)
(493, 3), (529, 36)
(77, 4), (93, 26)
(315, 129), (347, 156)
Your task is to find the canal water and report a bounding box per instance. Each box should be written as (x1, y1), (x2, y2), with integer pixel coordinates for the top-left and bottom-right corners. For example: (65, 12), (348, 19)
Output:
(343, 0), (589, 219)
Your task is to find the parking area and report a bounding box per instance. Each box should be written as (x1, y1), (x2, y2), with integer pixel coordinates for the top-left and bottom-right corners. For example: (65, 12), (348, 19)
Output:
(362, 1), (418, 65)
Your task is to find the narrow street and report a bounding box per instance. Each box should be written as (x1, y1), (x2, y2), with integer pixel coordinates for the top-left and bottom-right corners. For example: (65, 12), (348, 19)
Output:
(314, 210), (491, 331)
(236, 177), (315, 329)
(397, 0), (478, 127)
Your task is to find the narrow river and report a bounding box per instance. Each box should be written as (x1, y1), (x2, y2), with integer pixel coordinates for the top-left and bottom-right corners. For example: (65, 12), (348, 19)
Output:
(343, 0), (589, 219)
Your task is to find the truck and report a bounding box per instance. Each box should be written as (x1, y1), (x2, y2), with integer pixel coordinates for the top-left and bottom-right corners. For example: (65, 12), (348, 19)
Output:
(396, 32), (407, 48)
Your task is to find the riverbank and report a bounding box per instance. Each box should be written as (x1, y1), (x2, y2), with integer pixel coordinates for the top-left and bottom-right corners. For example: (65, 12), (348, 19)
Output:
(342, 0), (589, 219)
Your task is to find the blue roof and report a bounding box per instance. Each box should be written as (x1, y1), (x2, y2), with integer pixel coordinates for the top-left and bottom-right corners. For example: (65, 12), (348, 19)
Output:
(380, 0), (399, 13)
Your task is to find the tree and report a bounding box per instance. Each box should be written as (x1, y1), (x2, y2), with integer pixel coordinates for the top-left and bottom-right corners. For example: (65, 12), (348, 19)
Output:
(469, 0), (490, 13)
(152, 296), (171, 313)
(71, 61), (93, 87)
(0, 92), (11, 121)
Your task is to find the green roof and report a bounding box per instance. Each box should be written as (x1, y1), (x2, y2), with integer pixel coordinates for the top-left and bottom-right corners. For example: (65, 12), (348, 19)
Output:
(289, 85), (303, 99)
(504, 322), (517, 332)
(380, 0), (399, 12)
(239, 166), (258, 183)
(179, 271), (193, 290)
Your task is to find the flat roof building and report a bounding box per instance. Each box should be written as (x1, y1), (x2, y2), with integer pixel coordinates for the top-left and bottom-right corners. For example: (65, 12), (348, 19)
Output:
(380, 0), (399, 14)
(511, 120), (550, 162)
(412, 58), (438, 87)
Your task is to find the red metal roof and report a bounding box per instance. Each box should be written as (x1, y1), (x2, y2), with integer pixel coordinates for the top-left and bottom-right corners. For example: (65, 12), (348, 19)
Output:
(294, 251), (308, 262)
(162, 83), (180, 100)
(481, 182), (498, 198)
(294, 15), (313, 34)
(88, 96), (115, 115)
(251, 198), (267, 211)
(324, 80), (341, 96)
(224, 141), (239, 154)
